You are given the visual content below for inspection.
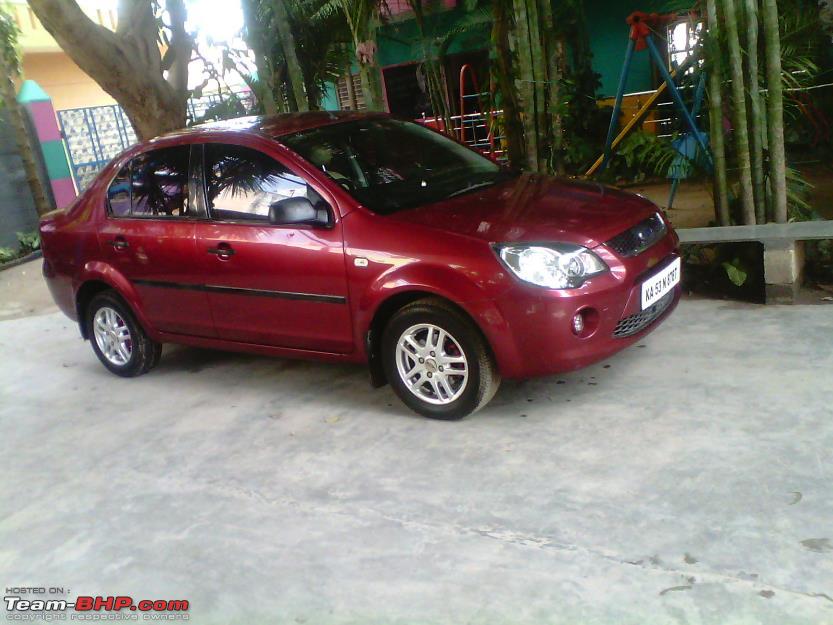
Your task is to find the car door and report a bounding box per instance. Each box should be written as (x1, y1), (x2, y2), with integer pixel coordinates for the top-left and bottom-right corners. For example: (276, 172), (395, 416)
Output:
(192, 142), (353, 353)
(97, 145), (215, 338)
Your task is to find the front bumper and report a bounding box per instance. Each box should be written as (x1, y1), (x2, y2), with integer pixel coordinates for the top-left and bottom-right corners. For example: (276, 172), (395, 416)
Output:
(488, 233), (680, 379)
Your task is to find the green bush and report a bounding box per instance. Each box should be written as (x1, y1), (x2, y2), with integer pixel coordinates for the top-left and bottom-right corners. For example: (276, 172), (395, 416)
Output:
(0, 231), (40, 265)
(16, 230), (40, 254)
(0, 247), (16, 263)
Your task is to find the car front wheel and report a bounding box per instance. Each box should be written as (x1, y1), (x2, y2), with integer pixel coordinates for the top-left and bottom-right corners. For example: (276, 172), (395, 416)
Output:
(86, 291), (162, 377)
(382, 298), (500, 420)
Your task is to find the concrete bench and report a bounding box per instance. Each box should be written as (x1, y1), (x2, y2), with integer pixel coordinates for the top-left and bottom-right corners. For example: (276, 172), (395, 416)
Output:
(676, 221), (833, 303)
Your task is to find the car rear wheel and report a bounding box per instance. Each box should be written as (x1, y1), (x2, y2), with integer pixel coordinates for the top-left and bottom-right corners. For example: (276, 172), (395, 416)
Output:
(86, 291), (162, 377)
(382, 298), (500, 420)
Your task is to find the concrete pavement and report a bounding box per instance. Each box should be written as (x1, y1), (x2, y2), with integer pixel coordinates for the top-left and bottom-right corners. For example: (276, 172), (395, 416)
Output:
(1, 266), (832, 623)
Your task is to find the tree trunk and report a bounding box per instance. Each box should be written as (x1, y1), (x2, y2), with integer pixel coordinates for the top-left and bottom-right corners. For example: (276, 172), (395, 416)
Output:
(511, 0), (541, 171)
(406, 0), (453, 134)
(241, 0), (278, 115)
(0, 48), (52, 216)
(705, 0), (730, 225)
(491, 0), (526, 168)
(723, 0), (756, 225)
(425, 61), (453, 135)
(28, 0), (189, 140)
(272, 0), (308, 112)
(539, 0), (564, 174)
(526, 0), (548, 172)
(354, 22), (386, 112)
(762, 0), (788, 223)
(273, 63), (288, 113)
(344, 69), (358, 110)
(358, 55), (385, 111)
(744, 0), (766, 223)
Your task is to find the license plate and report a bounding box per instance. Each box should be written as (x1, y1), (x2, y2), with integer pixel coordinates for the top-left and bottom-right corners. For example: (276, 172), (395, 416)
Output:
(641, 257), (681, 310)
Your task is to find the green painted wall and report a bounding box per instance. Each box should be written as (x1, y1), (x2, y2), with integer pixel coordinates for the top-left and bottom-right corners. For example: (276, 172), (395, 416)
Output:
(321, 82), (340, 111)
(322, 0), (687, 109)
(377, 8), (491, 67)
(584, 0), (656, 97)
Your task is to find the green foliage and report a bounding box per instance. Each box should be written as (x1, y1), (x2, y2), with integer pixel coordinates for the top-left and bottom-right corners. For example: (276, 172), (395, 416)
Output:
(0, 3), (20, 78)
(614, 131), (681, 180)
(0, 0), (21, 115)
(194, 93), (254, 124)
(0, 231), (40, 265)
(252, 0), (351, 109)
(721, 258), (748, 286)
(784, 165), (815, 221)
(555, 66), (609, 174)
(684, 242), (762, 300)
(17, 231), (40, 253)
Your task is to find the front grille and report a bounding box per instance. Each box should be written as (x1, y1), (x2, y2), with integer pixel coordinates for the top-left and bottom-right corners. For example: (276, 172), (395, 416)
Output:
(613, 291), (675, 338)
(606, 212), (667, 257)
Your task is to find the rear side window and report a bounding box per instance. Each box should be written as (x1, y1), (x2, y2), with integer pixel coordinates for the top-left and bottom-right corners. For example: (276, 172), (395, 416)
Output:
(106, 146), (192, 218)
(204, 143), (326, 222)
(107, 166), (131, 217)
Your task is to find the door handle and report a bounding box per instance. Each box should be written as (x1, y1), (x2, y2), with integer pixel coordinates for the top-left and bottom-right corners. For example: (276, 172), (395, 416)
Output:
(207, 244), (235, 260)
(110, 237), (129, 251)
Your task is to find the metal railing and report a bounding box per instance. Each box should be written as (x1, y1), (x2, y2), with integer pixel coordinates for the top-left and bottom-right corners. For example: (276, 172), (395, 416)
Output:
(416, 109), (507, 160)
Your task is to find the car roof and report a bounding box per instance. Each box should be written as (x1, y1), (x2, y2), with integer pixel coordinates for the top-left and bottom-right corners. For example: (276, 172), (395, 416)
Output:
(158, 111), (390, 142)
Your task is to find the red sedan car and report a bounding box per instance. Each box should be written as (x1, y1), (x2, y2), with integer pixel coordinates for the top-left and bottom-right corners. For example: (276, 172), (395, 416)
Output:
(40, 112), (680, 419)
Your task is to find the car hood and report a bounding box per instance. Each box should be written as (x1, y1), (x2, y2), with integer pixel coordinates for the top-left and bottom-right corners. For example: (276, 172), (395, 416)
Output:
(388, 173), (658, 248)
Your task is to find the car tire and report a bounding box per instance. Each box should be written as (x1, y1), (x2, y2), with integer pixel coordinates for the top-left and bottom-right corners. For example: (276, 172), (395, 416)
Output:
(86, 290), (162, 378)
(382, 297), (500, 420)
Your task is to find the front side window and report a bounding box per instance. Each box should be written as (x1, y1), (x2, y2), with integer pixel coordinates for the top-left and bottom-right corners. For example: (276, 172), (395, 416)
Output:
(281, 118), (517, 215)
(203, 143), (326, 222)
(106, 146), (191, 218)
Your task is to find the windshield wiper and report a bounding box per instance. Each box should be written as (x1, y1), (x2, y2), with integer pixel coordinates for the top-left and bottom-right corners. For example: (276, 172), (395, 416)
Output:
(447, 180), (498, 198)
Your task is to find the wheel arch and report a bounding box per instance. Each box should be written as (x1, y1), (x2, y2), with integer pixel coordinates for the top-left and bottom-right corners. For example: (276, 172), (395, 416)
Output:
(74, 262), (151, 340)
(365, 290), (498, 388)
(76, 280), (113, 339)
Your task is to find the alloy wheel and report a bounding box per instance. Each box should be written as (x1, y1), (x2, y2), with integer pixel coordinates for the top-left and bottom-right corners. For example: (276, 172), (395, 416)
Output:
(93, 306), (133, 366)
(395, 323), (469, 405)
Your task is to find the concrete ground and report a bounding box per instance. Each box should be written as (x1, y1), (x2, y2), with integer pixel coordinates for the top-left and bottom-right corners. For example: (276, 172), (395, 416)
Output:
(2, 261), (832, 624)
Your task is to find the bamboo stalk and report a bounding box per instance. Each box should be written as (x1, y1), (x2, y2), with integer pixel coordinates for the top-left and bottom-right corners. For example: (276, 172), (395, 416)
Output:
(492, 0), (526, 167)
(724, 0), (756, 225)
(744, 0), (766, 223)
(705, 0), (730, 225)
(762, 0), (788, 223)
(526, 0), (548, 172)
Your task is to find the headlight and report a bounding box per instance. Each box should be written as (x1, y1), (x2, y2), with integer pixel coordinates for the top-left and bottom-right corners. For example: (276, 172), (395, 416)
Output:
(494, 243), (608, 289)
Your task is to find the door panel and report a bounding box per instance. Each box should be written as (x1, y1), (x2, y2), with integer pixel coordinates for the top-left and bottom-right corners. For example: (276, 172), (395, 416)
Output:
(195, 222), (352, 352)
(196, 142), (353, 353)
(98, 145), (214, 338)
(98, 219), (214, 337)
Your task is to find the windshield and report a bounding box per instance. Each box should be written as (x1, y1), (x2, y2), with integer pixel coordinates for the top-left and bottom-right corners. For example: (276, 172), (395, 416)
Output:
(281, 118), (516, 215)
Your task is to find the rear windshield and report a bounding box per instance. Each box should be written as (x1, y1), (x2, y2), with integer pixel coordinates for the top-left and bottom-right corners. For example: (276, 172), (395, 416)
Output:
(281, 118), (516, 215)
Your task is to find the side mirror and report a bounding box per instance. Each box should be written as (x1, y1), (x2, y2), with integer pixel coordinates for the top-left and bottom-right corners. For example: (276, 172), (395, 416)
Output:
(268, 197), (330, 227)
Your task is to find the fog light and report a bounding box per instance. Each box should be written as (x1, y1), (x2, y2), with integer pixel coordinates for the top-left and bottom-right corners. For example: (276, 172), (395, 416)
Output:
(571, 312), (584, 335)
